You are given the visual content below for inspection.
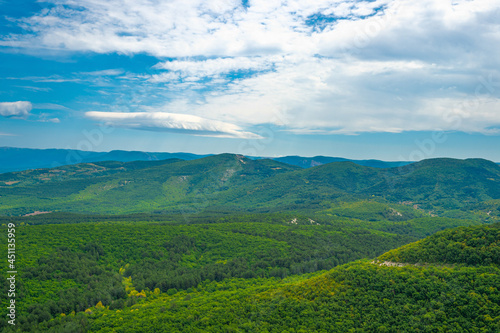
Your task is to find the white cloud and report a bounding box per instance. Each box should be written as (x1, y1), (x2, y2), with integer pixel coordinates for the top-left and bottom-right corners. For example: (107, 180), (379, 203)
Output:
(85, 111), (262, 139)
(3, 0), (500, 135)
(0, 101), (32, 118)
(143, 55), (500, 135)
(37, 117), (61, 123)
(32, 103), (71, 111)
(15, 86), (52, 92)
(79, 69), (124, 76)
(0, 0), (391, 57)
(152, 56), (278, 80)
(4, 0), (499, 63)
(8, 75), (82, 83)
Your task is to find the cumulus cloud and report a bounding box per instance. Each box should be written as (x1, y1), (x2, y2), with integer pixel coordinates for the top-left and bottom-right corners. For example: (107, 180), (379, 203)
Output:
(85, 111), (262, 139)
(0, 101), (32, 118)
(0, 0), (388, 57)
(3, 0), (500, 135)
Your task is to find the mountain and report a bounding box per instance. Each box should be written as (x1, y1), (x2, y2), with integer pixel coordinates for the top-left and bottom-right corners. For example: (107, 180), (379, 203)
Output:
(2, 152), (499, 331)
(0, 147), (210, 173)
(222, 157), (500, 215)
(1, 154), (500, 217)
(274, 155), (411, 168)
(371, 158), (500, 208)
(0, 154), (302, 215)
(0, 147), (413, 174)
(0, 159), (182, 187)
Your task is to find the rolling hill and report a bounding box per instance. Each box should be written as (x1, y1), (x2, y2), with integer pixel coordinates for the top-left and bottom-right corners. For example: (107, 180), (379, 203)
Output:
(6, 222), (497, 332)
(1, 152), (499, 332)
(1, 154), (500, 218)
(378, 222), (500, 265)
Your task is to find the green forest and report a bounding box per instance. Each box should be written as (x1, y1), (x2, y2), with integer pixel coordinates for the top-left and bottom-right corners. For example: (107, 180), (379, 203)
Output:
(1, 155), (499, 332)
(1, 220), (498, 332)
(1, 155), (500, 221)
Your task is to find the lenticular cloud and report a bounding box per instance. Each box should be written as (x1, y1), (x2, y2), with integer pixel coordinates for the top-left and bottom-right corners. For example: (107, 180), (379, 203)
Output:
(85, 111), (263, 139)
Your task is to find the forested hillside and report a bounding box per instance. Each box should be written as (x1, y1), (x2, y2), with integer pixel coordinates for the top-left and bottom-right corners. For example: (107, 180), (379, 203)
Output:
(1, 155), (499, 332)
(1, 154), (500, 221)
(0, 218), (413, 331)
(379, 223), (500, 265)
(2, 222), (497, 332)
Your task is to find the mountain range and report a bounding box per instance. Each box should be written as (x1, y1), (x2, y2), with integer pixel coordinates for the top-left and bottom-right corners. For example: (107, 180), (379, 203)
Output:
(2, 149), (500, 332)
(0, 146), (210, 173)
(1, 153), (499, 220)
(0, 146), (414, 173)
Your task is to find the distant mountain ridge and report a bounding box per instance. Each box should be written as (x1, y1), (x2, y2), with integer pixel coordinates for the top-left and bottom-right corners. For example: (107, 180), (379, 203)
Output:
(1, 147), (414, 174)
(0, 147), (211, 173)
(273, 155), (411, 169)
(1, 153), (500, 217)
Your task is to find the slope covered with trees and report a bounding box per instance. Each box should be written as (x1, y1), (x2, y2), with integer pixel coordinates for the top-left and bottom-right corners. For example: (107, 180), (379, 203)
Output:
(379, 223), (500, 265)
(0, 218), (413, 331)
(4, 223), (496, 333)
(1, 155), (499, 332)
(1, 155), (500, 220)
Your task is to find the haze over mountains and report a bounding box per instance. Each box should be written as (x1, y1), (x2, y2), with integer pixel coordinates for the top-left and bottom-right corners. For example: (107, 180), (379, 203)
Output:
(273, 155), (411, 169)
(0, 147), (210, 173)
(0, 147), (414, 174)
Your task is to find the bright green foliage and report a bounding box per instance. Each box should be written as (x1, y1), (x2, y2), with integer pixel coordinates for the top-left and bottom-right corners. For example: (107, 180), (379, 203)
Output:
(379, 223), (500, 265)
(1, 155), (499, 332)
(318, 200), (424, 222)
(0, 219), (412, 331)
(32, 258), (500, 332)
(365, 216), (484, 238)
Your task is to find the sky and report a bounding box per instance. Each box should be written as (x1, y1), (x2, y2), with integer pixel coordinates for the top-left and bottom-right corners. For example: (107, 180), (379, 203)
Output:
(0, 0), (500, 161)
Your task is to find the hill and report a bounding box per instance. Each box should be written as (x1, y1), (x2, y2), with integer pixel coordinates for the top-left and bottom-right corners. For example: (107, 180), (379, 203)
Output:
(5, 222), (497, 332)
(378, 223), (500, 265)
(0, 159), (182, 187)
(0, 217), (414, 331)
(0, 154), (302, 215)
(219, 157), (500, 217)
(1, 155), (500, 219)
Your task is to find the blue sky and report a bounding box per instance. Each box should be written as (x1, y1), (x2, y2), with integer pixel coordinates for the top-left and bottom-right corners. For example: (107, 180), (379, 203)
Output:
(1, 0), (500, 161)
